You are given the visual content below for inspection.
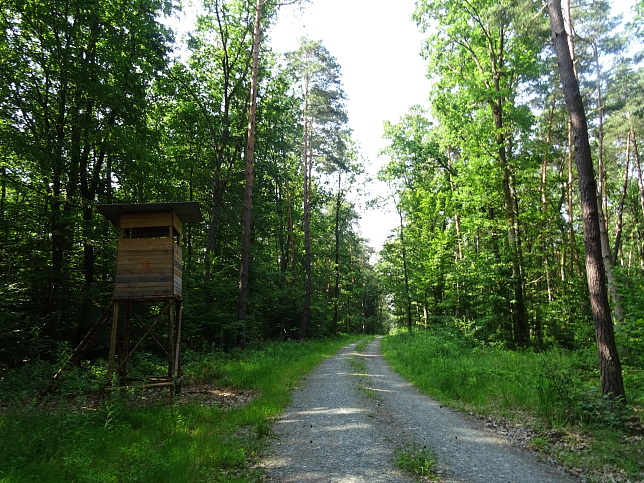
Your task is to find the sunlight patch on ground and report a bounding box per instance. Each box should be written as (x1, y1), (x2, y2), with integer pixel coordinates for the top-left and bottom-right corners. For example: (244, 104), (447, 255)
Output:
(295, 407), (365, 416)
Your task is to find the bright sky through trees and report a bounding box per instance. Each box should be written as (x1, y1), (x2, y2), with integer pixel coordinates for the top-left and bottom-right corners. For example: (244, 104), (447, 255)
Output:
(270, 0), (431, 252)
(269, 0), (637, 252)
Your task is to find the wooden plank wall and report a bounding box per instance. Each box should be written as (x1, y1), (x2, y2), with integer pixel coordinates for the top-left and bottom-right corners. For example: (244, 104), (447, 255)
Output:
(119, 212), (182, 233)
(113, 238), (182, 299)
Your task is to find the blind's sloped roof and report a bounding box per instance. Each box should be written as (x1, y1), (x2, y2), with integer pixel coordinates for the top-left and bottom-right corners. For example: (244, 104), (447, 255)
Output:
(97, 202), (203, 226)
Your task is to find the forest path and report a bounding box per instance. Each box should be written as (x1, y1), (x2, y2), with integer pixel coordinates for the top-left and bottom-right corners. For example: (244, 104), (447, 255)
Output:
(259, 337), (577, 483)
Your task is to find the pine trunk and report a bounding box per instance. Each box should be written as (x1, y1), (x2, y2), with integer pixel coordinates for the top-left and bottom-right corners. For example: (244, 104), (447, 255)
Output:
(300, 118), (312, 340)
(612, 133), (630, 263)
(332, 172), (342, 335)
(548, 0), (626, 401)
(237, 0), (263, 346)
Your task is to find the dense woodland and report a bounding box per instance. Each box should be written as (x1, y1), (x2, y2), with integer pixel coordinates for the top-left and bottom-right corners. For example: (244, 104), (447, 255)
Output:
(1, 0), (644, 402)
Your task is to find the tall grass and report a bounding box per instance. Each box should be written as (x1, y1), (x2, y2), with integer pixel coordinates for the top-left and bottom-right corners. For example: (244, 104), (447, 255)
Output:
(0, 335), (361, 482)
(381, 329), (644, 480)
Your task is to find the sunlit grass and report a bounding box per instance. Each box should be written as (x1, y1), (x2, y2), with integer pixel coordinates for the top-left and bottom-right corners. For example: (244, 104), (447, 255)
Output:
(0, 335), (361, 482)
(381, 329), (644, 481)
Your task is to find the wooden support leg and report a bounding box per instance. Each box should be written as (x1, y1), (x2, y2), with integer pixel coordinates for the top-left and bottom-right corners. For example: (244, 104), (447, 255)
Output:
(114, 300), (170, 377)
(167, 299), (175, 381)
(119, 302), (131, 382)
(172, 300), (183, 395)
(107, 301), (120, 388)
(175, 300), (183, 379)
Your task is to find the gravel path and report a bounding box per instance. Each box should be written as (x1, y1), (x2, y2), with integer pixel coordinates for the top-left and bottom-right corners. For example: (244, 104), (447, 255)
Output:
(260, 337), (577, 482)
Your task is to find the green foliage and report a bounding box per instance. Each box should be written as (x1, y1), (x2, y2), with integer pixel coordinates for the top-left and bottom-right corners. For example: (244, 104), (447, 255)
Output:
(0, 0), (380, 361)
(0, 0), (174, 359)
(616, 268), (644, 368)
(382, 329), (644, 480)
(534, 350), (632, 427)
(381, 329), (642, 426)
(0, 336), (360, 482)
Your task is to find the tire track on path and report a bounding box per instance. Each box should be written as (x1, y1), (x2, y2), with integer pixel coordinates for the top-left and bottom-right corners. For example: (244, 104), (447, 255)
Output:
(260, 338), (576, 482)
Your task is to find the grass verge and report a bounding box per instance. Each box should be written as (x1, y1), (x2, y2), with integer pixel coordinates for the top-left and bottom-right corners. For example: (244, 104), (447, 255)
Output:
(354, 335), (376, 353)
(381, 330), (644, 482)
(0, 335), (360, 482)
(350, 336), (379, 400)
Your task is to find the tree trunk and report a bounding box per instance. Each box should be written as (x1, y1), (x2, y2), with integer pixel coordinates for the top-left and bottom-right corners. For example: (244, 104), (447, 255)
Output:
(202, 0), (251, 279)
(448, 150), (463, 260)
(597, 202), (623, 322)
(548, 0), (626, 401)
(490, 99), (529, 347)
(612, 133), (630, 264)
(397, 204), (412, 333)
(563, 0), (578, 281)
(630, 124), (644, 267)
(592, 41), (623, 323)
(237, 0), (263, 347)
(566, 118), (577, 280)
(540, 104), (554, 303)
(332, 171), (343, 336)
(0, 167), (6, 251)
(300, 116), (312, 340)
(631, 125), (644, 233)
(285, 177), (296, 281)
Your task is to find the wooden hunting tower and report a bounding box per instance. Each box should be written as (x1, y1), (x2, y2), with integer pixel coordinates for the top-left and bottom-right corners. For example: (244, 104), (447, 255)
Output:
(96, 201), (202, 391)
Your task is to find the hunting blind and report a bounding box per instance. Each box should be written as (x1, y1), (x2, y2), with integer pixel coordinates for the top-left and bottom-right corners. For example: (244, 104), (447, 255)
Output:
(43, 202), (202, 396)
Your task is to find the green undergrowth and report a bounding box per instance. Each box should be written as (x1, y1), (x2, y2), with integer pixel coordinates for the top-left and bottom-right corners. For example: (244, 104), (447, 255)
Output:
(0, 335), (360, 482)
(381, 329), (644, 482)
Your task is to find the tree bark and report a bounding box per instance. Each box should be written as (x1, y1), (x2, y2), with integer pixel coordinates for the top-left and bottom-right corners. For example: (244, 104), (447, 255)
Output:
(566, 119), (577, 280)
(397, 204), (413, 333)
(203, 0), (250, 278)
(285, 177), (296, 281)
(548, 0), (626, 401)
(591, 40), (623, 323)
(631, 124), (644, 235)
(448, 150), (463, 261)
(237, 0), (264, 347)
(332, 171), (343, 336)
(612, 133), (630, 264)
(563, 0), (578, 281)
(490, 96), (529, 346)
(540, 103), (554, 303)
(300, 116), (312, 340)
(482, 15), (529, 347)
(630, 124), (644, 267)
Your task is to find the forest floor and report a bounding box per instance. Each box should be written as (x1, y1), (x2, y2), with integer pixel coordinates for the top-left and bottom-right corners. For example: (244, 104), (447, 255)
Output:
(259, 337), (578, 482)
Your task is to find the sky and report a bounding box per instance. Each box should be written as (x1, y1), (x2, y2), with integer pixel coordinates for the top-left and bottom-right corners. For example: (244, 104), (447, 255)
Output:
(171, 0), (637, 254)
(267, 0), (639, 254)
(268, 0), (431, 253)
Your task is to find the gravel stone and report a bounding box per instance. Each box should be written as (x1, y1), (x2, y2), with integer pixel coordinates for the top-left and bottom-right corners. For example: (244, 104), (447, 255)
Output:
(260, 338), (577, 482)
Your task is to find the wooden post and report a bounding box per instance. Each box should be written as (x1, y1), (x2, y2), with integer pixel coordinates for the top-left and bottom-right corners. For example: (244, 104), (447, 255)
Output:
(174, 300), (183, 378)
(167, 299), (175, 380)
(107, 301), (120, 385)
(119, 302), (131, 380)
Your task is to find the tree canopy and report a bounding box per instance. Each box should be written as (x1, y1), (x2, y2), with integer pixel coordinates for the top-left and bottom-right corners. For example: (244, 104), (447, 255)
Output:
(1, 0), (643, 404)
